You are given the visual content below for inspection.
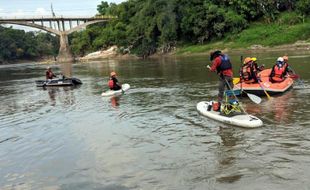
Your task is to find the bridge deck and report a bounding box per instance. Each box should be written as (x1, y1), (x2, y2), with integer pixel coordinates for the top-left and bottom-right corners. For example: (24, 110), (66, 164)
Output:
(0, 16), (115, 22)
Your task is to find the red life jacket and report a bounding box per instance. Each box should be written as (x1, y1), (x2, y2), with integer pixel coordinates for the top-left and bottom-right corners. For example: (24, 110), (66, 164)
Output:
(271, 63), (287, 82)
(46, 71), (54, 79)
(108, 79), (114, 88)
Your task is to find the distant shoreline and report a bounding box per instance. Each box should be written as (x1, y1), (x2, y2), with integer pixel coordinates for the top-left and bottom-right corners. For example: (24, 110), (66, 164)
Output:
(2, 41), (310, 65)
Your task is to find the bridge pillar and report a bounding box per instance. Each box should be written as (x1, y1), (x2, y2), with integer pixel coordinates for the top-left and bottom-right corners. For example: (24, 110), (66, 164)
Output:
(57, 32), (74, 62)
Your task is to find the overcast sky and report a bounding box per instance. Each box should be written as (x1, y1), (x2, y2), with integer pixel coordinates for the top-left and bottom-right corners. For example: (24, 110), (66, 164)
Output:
(0, 0), (125, 18)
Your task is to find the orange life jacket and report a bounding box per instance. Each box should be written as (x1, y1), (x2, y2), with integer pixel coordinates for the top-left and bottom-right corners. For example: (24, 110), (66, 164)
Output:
(271, 63), (288, 82)
(240, 62), (257, 83)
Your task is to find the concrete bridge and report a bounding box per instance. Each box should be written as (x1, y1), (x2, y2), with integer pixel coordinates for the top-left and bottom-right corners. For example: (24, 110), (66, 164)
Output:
(0, 16), (114, 62)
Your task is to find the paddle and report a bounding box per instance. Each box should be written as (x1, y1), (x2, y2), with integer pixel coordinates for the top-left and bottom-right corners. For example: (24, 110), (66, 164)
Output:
(258, 79), (271, 99)
(289, 74), (300, 79)
(232, 86), (262, 104)
(234, 56), (243, 85)
(236, 56), (262, 104)
(207, 65), (261, 104)
(242, 90), (262, 104)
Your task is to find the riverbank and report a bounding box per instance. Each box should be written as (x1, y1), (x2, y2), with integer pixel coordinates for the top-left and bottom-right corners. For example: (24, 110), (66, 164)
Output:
(172, 41), (310, 58)
(176, 20), (310, 56)
(77, 46), (139, 62)
(3, 41), (310, 65)
(0, 56), (56, 65)
(79, 41), (310, 61)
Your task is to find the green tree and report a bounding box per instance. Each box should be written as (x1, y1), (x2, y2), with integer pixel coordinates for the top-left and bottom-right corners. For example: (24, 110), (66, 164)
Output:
(97, 1), (109, 15)
(0, 26), (59, 63)
(296, 0), (310, 16)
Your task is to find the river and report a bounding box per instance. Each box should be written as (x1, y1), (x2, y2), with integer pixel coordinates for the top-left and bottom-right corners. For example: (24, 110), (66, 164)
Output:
(1, 52), (310, 189)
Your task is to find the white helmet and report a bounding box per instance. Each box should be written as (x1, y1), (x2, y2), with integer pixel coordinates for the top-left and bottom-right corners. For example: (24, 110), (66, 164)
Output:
(277, 57), (284, 62)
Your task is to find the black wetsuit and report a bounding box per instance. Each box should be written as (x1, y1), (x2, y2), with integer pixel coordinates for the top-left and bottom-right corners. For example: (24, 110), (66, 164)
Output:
(110, 77), (121, 90)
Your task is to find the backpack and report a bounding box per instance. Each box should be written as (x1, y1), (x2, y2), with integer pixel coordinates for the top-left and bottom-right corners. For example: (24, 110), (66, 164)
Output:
(108, 79), (114, 88)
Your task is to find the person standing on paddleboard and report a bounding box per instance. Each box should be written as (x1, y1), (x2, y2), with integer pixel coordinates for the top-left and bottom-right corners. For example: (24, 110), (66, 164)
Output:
(208, 50), (234, 102)
(108, 71), (122, 91)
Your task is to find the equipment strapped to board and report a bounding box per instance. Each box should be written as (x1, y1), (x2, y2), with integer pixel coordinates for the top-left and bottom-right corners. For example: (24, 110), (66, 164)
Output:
(220, 90), (243, 116)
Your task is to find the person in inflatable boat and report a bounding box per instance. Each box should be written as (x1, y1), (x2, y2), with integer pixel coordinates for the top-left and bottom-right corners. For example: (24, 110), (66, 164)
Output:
(46, 67), (56, 80)
(108, 71), (122, 91)
(208, 50), (234, 102)
(240, 57), (264, 84)
(251, 57), (265, 72)
(269, 57), (292, 83)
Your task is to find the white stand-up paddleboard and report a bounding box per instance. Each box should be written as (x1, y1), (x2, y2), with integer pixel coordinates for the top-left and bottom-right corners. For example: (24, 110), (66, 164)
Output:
(101, 84), (130, 97)
(197, 101), (263, 128)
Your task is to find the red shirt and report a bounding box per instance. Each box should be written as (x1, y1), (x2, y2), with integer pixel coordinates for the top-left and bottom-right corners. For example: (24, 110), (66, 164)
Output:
(46, 70), (55, 79)
(210, 56), (233, 77)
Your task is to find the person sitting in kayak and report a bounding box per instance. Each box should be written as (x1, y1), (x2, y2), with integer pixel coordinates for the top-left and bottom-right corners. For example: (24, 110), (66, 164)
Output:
(46, 67), (56, 80)
(270, 57), (292, 83)
(208, 50), (234, 103)
(240, 57), (264, 84)
(108, 71), (122, 91)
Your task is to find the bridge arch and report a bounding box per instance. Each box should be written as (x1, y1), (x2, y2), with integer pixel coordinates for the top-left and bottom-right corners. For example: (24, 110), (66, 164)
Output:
(0, 17), (113, 62)
(0, 21), (61, 35)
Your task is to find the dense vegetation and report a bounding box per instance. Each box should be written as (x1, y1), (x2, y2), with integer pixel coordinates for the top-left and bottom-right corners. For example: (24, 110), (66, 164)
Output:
(69, 0), (310, 58)
(2, 0), (310, 62)
(0, 26), (59, 63)
(177, 14), (310, 54)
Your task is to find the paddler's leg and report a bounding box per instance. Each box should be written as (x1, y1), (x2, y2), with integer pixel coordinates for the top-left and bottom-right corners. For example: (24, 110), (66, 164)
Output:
(224, 75), (234, 89)
(224, 75), (235, 103)
(218, 77), (225, 102)
(217, 77), (225, 112)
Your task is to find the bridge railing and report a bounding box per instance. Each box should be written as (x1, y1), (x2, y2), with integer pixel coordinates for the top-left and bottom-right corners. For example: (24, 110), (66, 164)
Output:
(0, 15), (116, 20)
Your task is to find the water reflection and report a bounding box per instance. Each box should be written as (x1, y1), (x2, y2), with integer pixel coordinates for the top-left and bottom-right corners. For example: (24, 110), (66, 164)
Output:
(42, 86), (80, 106)
(218, 127), (241, 147)
(60, 62), (73, 77)
(110, 96), (120, 108)
(46, 87), (58, 106)
(216, 127), (243, 183)
(245, 91), (295, 124)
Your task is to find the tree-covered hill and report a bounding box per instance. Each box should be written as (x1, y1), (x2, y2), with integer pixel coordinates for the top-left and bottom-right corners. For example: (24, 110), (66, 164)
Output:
(0, 26), (59, 63)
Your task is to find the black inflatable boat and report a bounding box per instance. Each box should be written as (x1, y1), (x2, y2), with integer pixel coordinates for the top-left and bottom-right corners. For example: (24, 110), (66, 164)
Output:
(35, 78), (82, 87)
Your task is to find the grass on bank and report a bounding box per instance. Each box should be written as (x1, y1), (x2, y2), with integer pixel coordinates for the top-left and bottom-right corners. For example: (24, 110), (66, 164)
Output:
(177, 17), (310, 55)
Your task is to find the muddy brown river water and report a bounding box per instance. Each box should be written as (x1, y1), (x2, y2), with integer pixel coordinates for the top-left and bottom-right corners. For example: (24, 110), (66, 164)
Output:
(1, 52), (310, 189)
